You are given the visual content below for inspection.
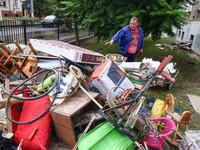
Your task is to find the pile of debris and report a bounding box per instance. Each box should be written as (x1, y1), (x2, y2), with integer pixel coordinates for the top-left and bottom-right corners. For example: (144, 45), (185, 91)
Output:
(155, 40), (192, 51)
(0, 39), (194, 150)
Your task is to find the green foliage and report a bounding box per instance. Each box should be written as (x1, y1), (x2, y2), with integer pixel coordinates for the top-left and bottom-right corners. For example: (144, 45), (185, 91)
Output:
(59, 26), (69, 33)
(22, 0), (53, 19)
(54, 0), (196, 41)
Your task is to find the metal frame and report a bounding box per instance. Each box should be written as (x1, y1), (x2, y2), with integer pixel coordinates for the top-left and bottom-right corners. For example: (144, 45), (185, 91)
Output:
(98, 55), (175, 142)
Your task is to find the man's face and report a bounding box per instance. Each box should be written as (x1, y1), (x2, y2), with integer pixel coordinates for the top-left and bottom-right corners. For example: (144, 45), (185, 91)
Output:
(130, 19), (139, 30)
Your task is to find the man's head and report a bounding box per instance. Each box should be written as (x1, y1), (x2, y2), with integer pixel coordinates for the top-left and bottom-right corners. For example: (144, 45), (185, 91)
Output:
(130, 17), (139, 30)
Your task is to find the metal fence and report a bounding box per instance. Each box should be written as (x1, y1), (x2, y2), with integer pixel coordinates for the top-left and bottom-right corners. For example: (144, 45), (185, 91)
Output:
(0, 20), (60, 45)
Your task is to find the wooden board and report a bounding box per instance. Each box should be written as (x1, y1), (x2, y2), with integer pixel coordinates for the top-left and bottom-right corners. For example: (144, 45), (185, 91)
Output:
(187, 94), (200, 113)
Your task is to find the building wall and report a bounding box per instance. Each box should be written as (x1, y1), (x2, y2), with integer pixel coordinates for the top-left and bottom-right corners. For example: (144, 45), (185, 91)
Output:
(184, 0), (200, 21)
(173, 22), (200, 55)
(173, 1), (200, 55)
(0, 0), (26, 17)
(1, 10), (23, 17)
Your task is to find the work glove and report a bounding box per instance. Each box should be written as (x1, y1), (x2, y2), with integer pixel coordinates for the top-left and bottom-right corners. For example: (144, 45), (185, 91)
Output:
(105, 39), (114, 46)
(140, 49), (143, 55)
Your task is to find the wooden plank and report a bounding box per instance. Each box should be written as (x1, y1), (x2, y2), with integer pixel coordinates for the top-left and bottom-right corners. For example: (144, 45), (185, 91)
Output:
(2, 45), (12, 54)
(0, 48), (19, 68)
(187, 94), (200, 113)
(21, 59), (38, 77)
(51, 90), (99, 116)
(3, 48), (19, 66)
(0, 58), (13, 75)
(28, 42), (39, 61)
(5, 78), (12, 133)
(14, 41), (24, 54)
(0, 97), (23, 109)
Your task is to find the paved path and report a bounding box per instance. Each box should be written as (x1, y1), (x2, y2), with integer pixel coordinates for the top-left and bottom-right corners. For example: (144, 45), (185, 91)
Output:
(186, 53), (200, 62)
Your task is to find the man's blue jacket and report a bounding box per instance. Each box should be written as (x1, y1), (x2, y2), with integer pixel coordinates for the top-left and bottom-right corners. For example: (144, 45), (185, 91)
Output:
(112, 25), (143, 55)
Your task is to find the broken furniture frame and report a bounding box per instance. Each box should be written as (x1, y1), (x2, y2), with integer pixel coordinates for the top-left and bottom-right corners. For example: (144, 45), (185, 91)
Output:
(98, 55), (176, 144)
(164, 66), (179, 90)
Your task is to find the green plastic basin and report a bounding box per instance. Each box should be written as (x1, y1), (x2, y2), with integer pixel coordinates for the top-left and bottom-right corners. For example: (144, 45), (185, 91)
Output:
(78, 121), (137, 150)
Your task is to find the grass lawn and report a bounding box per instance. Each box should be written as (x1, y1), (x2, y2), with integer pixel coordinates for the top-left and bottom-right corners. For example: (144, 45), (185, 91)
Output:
(78, 36), (200, 135)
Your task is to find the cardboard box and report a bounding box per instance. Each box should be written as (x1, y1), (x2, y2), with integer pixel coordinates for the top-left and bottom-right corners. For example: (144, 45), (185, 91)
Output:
(89, 60), (135, 99)
(29, 39), (104, 64)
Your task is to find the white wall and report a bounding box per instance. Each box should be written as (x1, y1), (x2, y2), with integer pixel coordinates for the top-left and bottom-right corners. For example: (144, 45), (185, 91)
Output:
(173, 22), (200, 55)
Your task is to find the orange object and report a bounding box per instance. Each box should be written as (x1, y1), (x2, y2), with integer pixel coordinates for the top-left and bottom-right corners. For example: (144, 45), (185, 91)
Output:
(105, 39), (114, 46)
(139, 49), (143, 55)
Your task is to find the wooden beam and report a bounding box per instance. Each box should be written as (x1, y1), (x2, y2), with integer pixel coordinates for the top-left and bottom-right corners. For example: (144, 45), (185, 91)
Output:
(0, 97), (23, 109)
(14, 41), (24, 54)
(5, 78), (12, 133)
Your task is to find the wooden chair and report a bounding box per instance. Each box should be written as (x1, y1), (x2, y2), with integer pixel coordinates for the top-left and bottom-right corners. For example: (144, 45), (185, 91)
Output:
(14, 42), (39, 77)
(0, 41), (39, 81)
(164, 94), (192, 146)
(0, 44), (29, 78)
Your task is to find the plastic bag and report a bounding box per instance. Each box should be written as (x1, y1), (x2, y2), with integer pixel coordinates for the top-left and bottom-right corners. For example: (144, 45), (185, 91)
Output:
(151, 99), (166, 118)
(37, 74), (56, 92)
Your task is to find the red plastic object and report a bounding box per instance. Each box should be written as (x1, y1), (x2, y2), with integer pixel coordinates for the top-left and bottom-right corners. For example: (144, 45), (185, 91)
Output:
(157, 55), (173, 72)
(141, 117), (176, 150)
(160, 71), (176, 83)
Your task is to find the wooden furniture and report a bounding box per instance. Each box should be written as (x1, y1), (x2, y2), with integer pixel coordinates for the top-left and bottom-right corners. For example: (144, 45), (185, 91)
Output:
(0, 41), (39, 81)
(165, 94), (192, 146)
(50, 89), (101, 147)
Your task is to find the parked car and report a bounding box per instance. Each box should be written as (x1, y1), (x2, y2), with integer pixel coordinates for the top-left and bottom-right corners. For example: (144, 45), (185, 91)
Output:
(41, 15), (64, 28)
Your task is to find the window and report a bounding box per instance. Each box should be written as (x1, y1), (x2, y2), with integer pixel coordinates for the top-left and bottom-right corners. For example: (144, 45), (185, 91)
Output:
(178, 31), (181, 38)
(14, 0), (19, 8)
(185, 3), (192, 12)
(190, 34), (194, 43)
(181, 32), (185, 40)
(3, 0), (6, 7)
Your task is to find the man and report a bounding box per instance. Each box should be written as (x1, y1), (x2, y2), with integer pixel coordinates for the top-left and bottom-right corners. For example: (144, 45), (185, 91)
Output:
(105, 17), (143, 62)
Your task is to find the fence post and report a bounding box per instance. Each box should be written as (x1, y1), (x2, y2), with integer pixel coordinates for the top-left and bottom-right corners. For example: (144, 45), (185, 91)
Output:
(23, 20), (27, 45)
(57, 21), (60, 41)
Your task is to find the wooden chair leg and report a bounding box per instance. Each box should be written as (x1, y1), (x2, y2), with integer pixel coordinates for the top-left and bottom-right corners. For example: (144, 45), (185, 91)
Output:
(173, 123), (179, 142)
(185, 124), (188, 130)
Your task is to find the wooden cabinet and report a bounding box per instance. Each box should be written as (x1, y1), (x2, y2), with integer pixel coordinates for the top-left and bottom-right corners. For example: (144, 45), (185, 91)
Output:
(50, 89), (100, 147)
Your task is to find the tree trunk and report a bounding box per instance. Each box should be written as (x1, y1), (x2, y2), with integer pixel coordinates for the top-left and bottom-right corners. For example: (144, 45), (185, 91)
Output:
(74, 22), (80, 46)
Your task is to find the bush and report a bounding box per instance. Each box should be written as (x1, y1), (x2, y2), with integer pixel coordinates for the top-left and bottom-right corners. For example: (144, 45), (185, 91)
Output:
(60, 26), (69, 33)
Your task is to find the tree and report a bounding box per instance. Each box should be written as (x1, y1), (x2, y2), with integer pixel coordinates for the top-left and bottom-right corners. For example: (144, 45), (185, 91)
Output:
(53, 0), (87, 45)
(81, 0), (197, 41)
(22, 0), (53, 19)
(54, 0), (196, 41)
